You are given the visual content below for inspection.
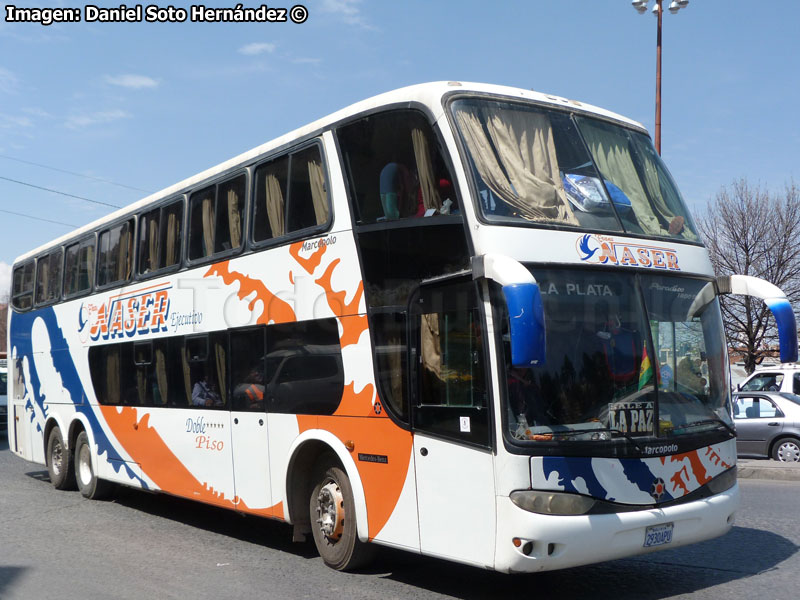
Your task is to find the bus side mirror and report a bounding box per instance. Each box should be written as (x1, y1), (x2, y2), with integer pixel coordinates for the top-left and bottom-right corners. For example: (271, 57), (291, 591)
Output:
(472, 253), (546, 367)
(718, 275), (799, 364)
(502, 282), (546, 367)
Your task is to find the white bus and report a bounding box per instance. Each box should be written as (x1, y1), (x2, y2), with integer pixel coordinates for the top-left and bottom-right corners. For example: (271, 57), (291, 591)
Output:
(7, 82), (797, 573)
(0, 354), (7, 436)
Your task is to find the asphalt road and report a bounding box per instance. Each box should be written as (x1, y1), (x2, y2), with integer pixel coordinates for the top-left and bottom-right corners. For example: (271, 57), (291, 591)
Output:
(1, 435), (798, 600)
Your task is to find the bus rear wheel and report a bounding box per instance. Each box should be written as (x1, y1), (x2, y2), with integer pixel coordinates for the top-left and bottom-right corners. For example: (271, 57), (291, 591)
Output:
(47, 427), (76, 490)
(309, 465), (373, 571)
(74, 431), (114, 499)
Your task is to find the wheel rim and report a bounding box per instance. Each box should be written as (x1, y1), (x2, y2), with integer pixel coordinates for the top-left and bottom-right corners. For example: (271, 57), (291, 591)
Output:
(315, 480), (345, 543)
(777, 441), (800, 462)
(51, 439), (63, 476)
(78, 444), (93, 486)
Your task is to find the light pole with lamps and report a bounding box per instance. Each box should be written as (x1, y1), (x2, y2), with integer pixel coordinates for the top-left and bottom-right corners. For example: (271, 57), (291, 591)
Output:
(631, 0), (689, 154)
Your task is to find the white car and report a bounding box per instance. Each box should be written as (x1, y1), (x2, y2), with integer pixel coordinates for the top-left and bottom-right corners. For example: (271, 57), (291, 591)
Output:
(738, 364), (800, 395)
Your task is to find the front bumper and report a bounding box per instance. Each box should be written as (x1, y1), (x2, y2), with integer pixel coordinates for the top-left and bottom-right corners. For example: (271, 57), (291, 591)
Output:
(494, 483), (739, 573)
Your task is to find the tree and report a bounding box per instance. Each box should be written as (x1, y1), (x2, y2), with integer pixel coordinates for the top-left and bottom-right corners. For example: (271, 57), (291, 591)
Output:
(696, 179), (800, 374)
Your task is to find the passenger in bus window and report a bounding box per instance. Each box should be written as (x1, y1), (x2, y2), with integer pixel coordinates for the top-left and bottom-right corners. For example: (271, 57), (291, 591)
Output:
(379, 161), (416, 220)
(192, 373), (222, 407)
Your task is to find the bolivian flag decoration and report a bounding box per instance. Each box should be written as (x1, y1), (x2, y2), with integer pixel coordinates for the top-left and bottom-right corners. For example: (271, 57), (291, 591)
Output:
(638, 344), (654, 390)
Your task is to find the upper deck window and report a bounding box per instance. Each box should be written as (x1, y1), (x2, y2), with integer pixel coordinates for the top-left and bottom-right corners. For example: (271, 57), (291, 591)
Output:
(35, 248), (63, 306)
(97, 219), (134, 288)
(338, 109), (458, 225)
(451, 98), (698, 241)
(252, 144), (329, 244)
(11, 262), (35, 311)
(139, 199), (183, 275)
(188, 174), (246, 261)
(64, 236), (95, 298)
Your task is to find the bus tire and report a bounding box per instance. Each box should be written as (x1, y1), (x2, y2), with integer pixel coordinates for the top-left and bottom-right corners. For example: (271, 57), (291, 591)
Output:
(309, 464), (374, 571)
(74, 431), (114, 500)
(47, 426), (76, 490)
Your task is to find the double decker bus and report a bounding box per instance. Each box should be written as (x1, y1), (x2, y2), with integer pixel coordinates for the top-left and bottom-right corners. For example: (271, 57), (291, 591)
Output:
(7, 82), (797, 573)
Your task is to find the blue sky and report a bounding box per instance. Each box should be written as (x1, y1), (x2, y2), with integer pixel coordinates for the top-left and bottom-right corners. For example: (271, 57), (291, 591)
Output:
(1, 0), (799, 296)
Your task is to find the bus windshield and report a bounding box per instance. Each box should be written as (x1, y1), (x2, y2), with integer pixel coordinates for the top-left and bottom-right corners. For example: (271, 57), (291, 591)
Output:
(451, 98), (699, 241)
(504, 269), (731, 446)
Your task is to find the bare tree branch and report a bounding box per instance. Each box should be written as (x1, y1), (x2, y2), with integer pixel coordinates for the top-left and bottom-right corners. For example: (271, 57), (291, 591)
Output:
(697, 178), (800, 374)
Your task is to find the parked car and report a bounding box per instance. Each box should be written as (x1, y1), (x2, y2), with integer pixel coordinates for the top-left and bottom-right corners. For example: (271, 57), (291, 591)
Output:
(733, 391), (800, 462)
(737, 364), (800, 395)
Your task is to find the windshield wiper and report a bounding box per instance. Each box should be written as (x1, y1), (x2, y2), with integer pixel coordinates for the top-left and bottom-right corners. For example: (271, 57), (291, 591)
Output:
(548, 428), (644, 453)
(669, 418), (735, 437)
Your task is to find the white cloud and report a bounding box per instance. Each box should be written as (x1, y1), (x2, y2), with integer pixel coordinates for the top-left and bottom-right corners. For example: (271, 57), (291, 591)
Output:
(105, 74), (159, 89)
(238, 42), (276, 56)
(319, 0), (374, 29)
(0, 261), (11, 301)
(0, 67), (19, 94)
(292, 57), (322, 65)
(0, 113), (32, 128)
(65, 109), (131, 129)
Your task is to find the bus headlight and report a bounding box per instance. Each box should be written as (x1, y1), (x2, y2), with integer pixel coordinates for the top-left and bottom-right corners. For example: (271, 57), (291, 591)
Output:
(510, 490), (596, 515)
(706, 466), (737, 495)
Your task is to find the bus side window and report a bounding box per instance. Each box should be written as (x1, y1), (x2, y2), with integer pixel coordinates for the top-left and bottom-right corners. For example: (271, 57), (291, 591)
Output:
(230, 327), (266, 412)
(35, 249), (63, 306)
(97, 220), (134, 288)
(64, 236), (95, 297)
(11, 261), (35, 311)
(411, 282), (490, 447)
(252, 143), (329, 244)
(370, 311), (409, 424)
(188, 175), (245, 261)
(338, 109), (457, 225)
(265, 318), (343, 415)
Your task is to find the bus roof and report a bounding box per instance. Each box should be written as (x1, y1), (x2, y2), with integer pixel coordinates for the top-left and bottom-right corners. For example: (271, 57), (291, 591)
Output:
(14, 81), (645, 264)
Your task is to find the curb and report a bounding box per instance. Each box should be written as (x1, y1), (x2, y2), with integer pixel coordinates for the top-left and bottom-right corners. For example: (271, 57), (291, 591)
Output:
(737, 460), (800, 482)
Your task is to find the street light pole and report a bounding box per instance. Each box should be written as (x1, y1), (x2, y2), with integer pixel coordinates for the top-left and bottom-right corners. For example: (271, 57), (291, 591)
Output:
(655, 0), (662, 153)
(631, 0), (688, 155)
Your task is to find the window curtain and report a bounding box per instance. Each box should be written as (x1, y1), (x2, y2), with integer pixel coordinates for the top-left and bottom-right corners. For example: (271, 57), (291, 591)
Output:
(634, 138), (698, 241)
(37, 260), (49, 302)
(411, 128), (442, 212)
(148, 216), (159, 271)
(136, 367), (147, 405)
(265, 172), (285, 237)
(455, 105), (578, 224)
(579, 122), (668, 237)
(387, 334), (404, 408)
(181, 346), (192, 406)
(227, 189), (242, 248)
(421, 313), (443, 382)
(83, 244), (95, 290)
(165, 211), (179, 267)
(214, 341), (227, 406)
(106, 348), (120, 405)
(155, 346), (168, 405)
(201, 196), (215, 257)
(307, 158), (329, 225)
(116, 225), (131, 281)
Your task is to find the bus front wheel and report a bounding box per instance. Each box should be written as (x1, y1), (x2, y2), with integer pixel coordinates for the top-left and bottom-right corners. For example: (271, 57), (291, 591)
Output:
(309, 464), (373, 570)
(74, 431), (114, 500)
(47, 427), (76, 490)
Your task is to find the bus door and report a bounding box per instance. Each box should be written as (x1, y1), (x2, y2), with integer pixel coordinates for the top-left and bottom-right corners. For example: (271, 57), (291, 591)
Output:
(410, 280), (496, 567)
(228, 327), (272, 514)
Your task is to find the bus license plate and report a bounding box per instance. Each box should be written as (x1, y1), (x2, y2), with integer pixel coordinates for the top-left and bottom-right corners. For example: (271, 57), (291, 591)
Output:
(644, 523), (673, 548)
